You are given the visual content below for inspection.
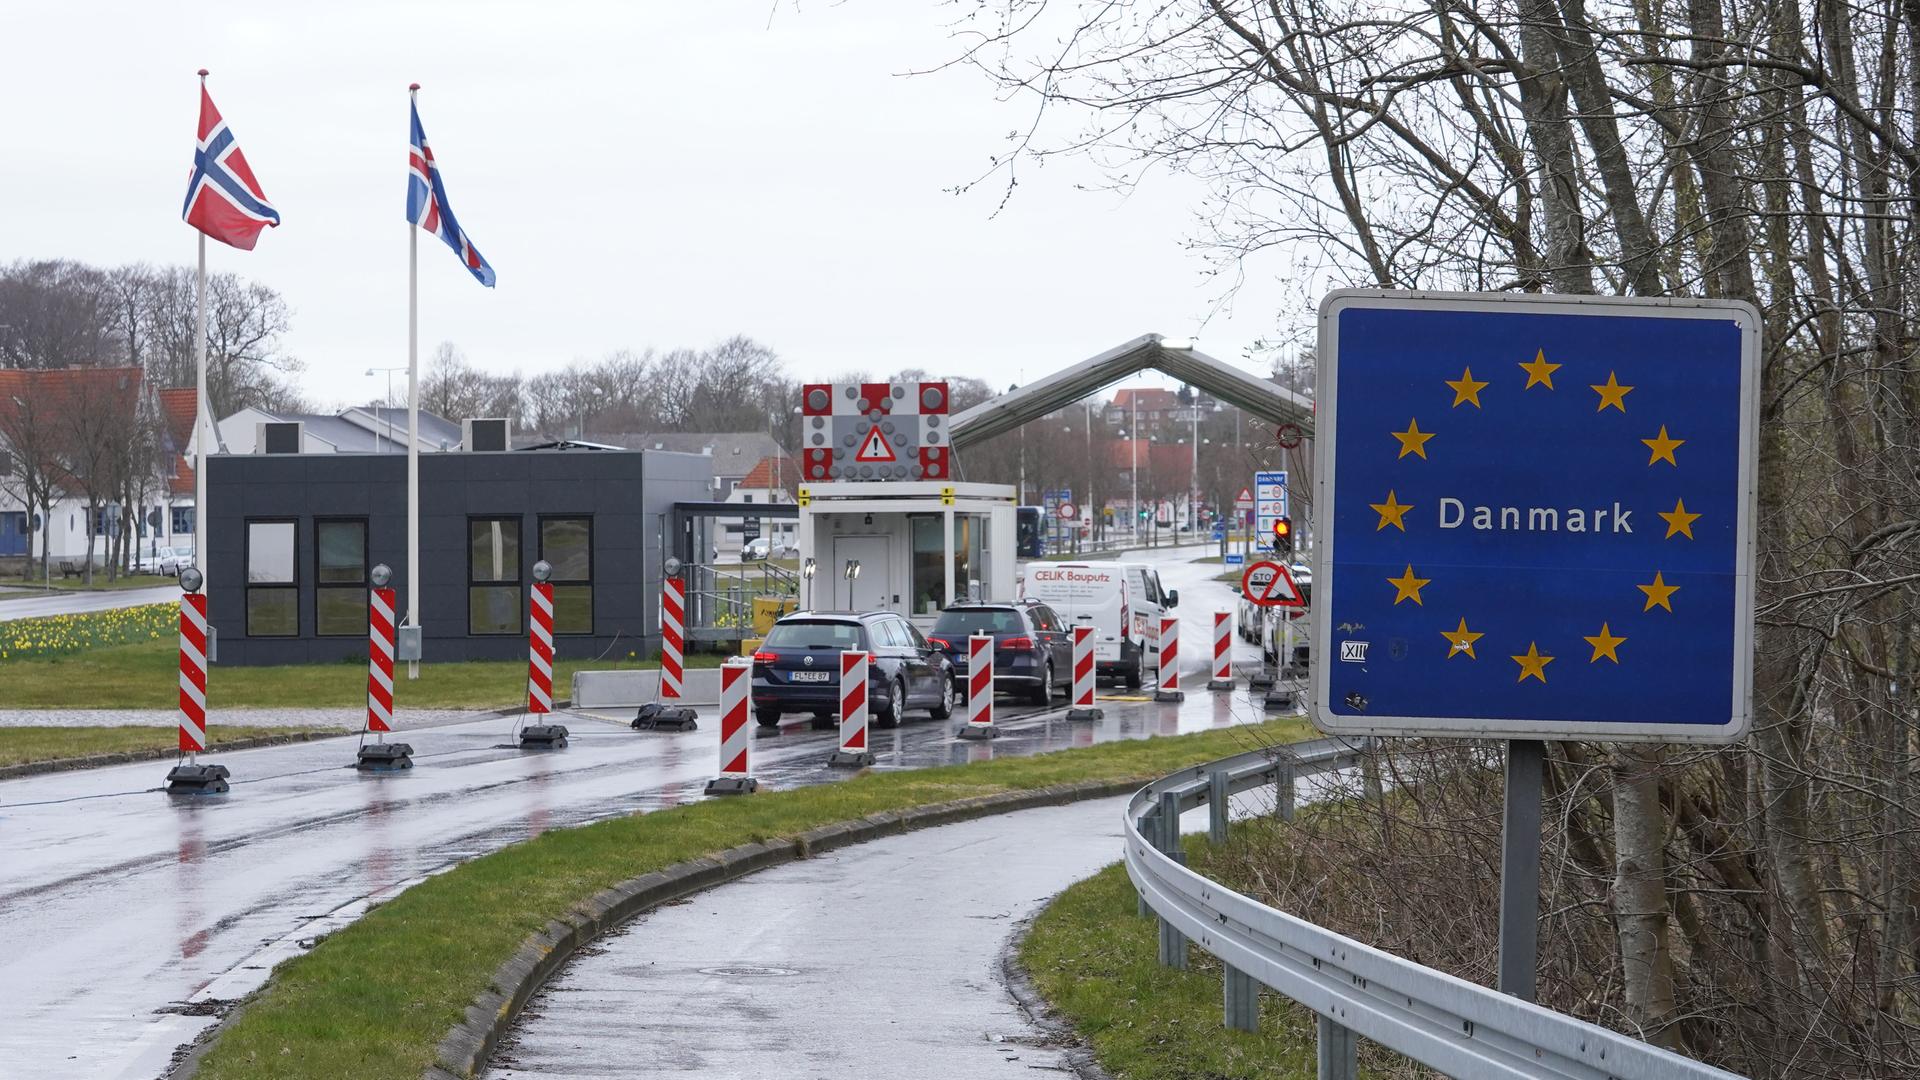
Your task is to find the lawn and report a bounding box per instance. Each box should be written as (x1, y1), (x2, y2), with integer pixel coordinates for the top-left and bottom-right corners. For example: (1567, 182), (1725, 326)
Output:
(0, 724), (347, 768)
(1019, 838), (1325, 1078)
(193, 717), (1311, 1080)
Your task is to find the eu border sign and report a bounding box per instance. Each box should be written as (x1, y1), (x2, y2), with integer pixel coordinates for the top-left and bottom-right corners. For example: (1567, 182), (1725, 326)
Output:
(1310, 291), (1759, 743)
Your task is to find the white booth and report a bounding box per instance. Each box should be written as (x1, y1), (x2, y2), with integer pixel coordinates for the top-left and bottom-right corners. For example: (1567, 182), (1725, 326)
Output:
(794, 481), (1017, 623)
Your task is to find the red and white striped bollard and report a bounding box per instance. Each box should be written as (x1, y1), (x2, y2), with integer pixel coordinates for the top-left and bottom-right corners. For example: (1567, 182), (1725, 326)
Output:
(520, 576), (569, 747)
(704, 658), (758, 794)
(164, 583), (230, 793)
(1208, 610), (1235, 691)
(1154, 615), (1185, 703)
(633, 575), (699, 730)
(1065, 624), (1103, 721)
(957, 632), (999, 739)
(828, 649), (876, 767)
(356, 582), (415, 769)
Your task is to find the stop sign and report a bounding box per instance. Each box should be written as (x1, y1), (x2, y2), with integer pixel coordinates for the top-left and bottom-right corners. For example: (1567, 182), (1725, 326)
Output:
(1241, 559), (1305, 607)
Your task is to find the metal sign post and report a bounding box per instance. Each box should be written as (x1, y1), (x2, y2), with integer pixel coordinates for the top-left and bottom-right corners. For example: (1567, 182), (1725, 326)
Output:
(1310, 290), (1761, 1001)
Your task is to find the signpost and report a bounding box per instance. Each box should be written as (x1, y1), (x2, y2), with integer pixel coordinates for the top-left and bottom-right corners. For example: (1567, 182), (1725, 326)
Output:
(1310, 289), (1760, 1001)
(1254, 470), (1287, 551)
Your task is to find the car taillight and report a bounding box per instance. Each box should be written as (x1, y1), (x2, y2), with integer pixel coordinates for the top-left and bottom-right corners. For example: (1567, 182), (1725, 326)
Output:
(752, 650), (777, 663)
(928, 636), (950, 649)
(1000, 636), (1033, 650)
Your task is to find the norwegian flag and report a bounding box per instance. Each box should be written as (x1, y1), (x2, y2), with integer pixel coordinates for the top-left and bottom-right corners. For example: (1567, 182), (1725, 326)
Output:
(408, 97), (495, 287)
(182, 79), (280, 251)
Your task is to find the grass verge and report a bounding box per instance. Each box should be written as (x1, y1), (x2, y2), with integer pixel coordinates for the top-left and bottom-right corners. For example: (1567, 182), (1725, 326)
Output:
(1020, 837), (1324, 1079)
(193, 718), (1308, 1080)
(0, 639), (727, 710)
(0, 724), (346, 768)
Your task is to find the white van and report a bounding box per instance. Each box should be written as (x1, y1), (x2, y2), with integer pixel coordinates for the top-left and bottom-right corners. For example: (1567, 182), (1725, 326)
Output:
(1020, 560), (1177, 688)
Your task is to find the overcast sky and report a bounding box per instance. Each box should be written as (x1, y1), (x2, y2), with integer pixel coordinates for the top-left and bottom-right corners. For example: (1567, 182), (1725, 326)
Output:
(0, 1), (1302, 407)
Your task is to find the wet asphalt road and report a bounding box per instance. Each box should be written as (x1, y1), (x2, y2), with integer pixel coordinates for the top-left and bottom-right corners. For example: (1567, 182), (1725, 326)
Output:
(0, 546), (1268, 1080)
(486, 796), (1136, 1080)
(0, 584), (179, 620)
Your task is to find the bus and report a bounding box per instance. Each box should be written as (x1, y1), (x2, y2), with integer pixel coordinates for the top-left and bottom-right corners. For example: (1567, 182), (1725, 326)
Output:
(1016, 506), (1046, 559)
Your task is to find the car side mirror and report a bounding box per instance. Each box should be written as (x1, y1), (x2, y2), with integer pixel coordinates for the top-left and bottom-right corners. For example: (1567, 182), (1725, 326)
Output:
(1167, 590), (1180, 607)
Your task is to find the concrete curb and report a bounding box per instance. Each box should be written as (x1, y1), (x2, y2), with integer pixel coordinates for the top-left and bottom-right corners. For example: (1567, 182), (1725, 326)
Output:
(423, 777), (1144, 1080)
(1001, 905), (1120, 1080)
(0, 729), (349, 782)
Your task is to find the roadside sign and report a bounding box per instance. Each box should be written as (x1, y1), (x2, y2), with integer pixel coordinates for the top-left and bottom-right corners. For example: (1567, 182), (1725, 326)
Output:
(1310, 290), (1759, 743)
(1234, 486), (1254, 510)
(853, 427), (897, 463)
(1241, 559), (1305, 608)
(1276, 423), (1304, 449)
(1058, 501), (1077, 520)
(742, 517), (761, 541)
(1254, 470), (1288, 544)
(1224, 553), (1245, 566)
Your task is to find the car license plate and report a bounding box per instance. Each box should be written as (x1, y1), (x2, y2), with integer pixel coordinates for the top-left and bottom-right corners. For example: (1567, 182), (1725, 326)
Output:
(790, 671), (830, 683)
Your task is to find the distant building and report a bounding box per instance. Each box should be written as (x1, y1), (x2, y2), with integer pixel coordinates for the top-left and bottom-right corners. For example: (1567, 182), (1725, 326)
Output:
(217, 405), (464, 455)
(715, 454), (800, 554)
(513, 430), (781, 500)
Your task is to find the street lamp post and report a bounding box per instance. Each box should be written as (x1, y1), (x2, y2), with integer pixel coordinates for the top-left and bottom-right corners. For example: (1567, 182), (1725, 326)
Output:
(366, 367), (406, 449)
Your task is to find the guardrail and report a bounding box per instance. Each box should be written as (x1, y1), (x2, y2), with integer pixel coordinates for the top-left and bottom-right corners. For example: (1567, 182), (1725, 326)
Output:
(1125, 740), (1746, 1080)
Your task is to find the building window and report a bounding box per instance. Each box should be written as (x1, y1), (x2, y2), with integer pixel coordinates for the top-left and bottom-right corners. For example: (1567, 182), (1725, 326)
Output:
(315, 519), (369, 637)
(246, 520), (298, 637)
(172, 507), (195, 536)
(469, 517), (522, 635)
(539, 516), (593, 634)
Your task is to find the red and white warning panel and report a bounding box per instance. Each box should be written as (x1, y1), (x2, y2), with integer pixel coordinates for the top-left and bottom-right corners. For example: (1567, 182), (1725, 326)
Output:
(1155, 615), (1185, 703)
(1209, 610), (1235, 691)
(356, 585), (415, 770)
(799, 380), (951, 482)
(958, 633), (1000, 739)
(165, 587), (231, 794)
(528, 582), (554, 713)
(829, 650), (877, 767)
(178, 592), (208, 754)
(705, 659), (758, 795)
(660, 576), (687, 700)
(1065, 624), (1103, 721)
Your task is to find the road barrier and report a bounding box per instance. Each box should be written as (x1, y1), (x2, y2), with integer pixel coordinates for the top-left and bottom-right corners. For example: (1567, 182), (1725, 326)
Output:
(356, 585), (414, 770)
(1126, 741), (1744, 1080)
(829, 649), (876, 767)
(633, 575), (700, 731)
(704, 659), (757, 794)
(165, 589), (229, 794)
(1154, 615), (1184, 703)
(1208, 610), (1234, 691)
(957, 633), (999, 740)
(1066, 625), (1102, 721)
(520, 581), (568, 748)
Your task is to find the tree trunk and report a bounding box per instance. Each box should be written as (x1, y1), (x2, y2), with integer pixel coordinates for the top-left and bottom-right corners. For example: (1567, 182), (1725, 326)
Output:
(1613, 745), (1678, 1047)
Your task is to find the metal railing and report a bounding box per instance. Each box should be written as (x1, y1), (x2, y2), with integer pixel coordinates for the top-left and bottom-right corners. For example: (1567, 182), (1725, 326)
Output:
(1126, 740), (1746, 1080)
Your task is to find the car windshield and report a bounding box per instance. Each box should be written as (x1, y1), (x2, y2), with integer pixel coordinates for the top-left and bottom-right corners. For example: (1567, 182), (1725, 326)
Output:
(763, 621), (865, 650)
(931, 608), (1021, 636)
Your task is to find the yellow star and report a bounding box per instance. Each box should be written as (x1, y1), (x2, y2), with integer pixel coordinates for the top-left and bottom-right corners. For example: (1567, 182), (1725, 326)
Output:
(1590, 371), (1634, 412)
(1391, 418), (1435, 460)
(1519, 348), (1561, 389)
(1441, 617), (1483, 659)
(1446, 366), (1489, 408)
(1511, 641), (1555, 683)
(1583, 623), (1626, 663)
(1642, 425), (1684, 466)
(1370, 490), (1413, 532)
(1638, 571), (1679, 612)
(1387, 564), (1431, 606)
(1659, 498), (1701, 540)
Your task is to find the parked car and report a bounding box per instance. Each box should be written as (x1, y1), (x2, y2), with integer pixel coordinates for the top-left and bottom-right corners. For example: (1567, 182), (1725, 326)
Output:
(750, 611), (955, 728)
(138, 545), (194, 576)
(742, 537), (773, 561)
(1019, 563), (1146, 688)
(927, 600), (1073, 704)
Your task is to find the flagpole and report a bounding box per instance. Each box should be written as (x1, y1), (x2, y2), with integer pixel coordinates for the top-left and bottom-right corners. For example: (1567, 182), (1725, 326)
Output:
(406, 85), (421, 679)
(192, 74), (211, 603)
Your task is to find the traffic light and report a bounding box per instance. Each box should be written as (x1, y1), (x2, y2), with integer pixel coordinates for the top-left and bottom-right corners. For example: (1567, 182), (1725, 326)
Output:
(1273, 516), (1293, 555)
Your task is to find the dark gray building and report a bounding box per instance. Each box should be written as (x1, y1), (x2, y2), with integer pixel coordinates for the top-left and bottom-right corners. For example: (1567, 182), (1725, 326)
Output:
(204, 448), (711, 665)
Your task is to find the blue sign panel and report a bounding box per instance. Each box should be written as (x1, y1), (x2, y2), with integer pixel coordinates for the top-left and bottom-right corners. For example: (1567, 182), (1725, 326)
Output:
(1310, 292), (1758, 743)
(1224, 552), (1245, 566)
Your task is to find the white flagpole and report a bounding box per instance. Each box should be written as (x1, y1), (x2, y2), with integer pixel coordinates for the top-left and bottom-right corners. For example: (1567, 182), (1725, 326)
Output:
(192, 231), (209, 596)
(407, 176), (421, 680)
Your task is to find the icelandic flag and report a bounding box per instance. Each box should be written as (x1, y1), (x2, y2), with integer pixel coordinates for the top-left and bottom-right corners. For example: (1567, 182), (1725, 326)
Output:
(182, 83), (280, 251)
(408, 101), (495, 287)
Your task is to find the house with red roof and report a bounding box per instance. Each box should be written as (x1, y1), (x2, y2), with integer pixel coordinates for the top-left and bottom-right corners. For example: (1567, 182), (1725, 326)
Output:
(714, 453), (801, 555)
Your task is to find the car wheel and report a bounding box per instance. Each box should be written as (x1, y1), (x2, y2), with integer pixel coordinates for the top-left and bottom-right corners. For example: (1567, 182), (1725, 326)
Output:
(928, 673), (953, 720)
(1029, 662), (1054, 705)
(880, 680), (905, 728)
(1125, 655), (1144, 689)
(755, 708), (782, 728)
(810, 711), (835, 730)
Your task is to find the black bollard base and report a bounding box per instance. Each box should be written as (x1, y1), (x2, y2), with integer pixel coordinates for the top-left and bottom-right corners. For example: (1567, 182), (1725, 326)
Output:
(956, 724), (1001, 740)
(165, 762), (231, 795)
(632, 703), (699, 731)
(704, 776), (758, 796)
(519, 724), (570, 749)
(1064, 706), (1104, 722)
(827, 749), (877, 768)
(355, 742), (415, 771)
